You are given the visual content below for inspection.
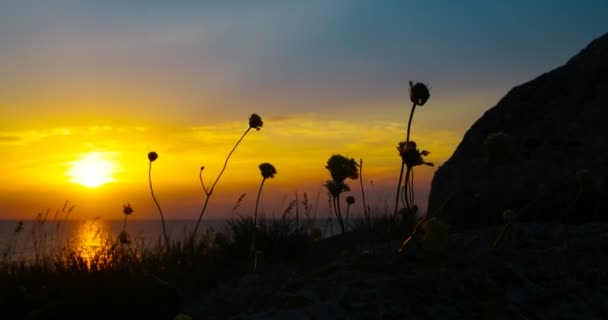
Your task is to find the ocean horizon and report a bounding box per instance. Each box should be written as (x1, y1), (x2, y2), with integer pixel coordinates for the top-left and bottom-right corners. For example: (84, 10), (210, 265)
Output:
(0, 218), (342, 261)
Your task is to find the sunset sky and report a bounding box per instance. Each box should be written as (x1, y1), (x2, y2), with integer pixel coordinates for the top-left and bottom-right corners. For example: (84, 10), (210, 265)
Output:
(1, 1), (607, 220)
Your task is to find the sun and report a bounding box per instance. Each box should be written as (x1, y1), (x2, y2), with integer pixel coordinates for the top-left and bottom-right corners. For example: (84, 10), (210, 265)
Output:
(68, 152), (116, 188)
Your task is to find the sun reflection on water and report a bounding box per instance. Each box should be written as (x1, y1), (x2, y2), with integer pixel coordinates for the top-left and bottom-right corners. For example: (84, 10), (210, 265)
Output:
(74, 218), (113, 267)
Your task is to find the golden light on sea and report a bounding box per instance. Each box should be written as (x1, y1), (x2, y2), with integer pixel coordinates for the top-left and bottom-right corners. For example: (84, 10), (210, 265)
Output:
(67, 152), (116, 188)
(75, 219), (111, 266)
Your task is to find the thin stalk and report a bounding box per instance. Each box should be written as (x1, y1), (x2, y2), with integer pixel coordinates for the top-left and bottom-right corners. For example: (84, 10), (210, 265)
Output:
(122, 215), (128, 233)
(406, 102), (417, 144)
(199, 168), (208, 195)
(336, 193), (345, 233)
(409, 169), (415, 205)
(331, 196), (342, 234)
(359, 158), (369, 227)
(394, 162), (405, 216)
(254, 179), (266, 230)
(149, 161), (170, 249)
(403, 166), (413, 215)
(209, 127), (251, 194)
(345, 204), (351, 227)
(394, 102), (418, 216)
(250, 178), (266, 261)
(191, 126), (252, 242)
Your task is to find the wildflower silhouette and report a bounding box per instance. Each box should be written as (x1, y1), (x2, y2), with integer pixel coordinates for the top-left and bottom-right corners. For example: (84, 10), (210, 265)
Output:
(120, 203), (134, 245)
(398, 141), (433, 214)
(325, 154), (358, 233)
(250, 162), (276, 271)
(358, 158), (370, 227)
(345, 195), (355, 227)
(191, 114), (264, 243)
(147, 151), (170, 248)
(394, 81), (430, 216)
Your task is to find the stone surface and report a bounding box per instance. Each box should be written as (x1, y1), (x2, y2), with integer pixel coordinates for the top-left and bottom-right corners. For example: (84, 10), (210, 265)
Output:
(184, 224), (608, 319)
(428, 32), (608, 226)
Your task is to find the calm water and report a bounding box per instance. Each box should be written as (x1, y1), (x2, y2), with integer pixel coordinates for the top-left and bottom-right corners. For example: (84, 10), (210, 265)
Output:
(0, 219), (340, 261)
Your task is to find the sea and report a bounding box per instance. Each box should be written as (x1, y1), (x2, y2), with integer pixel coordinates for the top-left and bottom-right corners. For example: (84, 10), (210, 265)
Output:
(0, 219), (341, 262)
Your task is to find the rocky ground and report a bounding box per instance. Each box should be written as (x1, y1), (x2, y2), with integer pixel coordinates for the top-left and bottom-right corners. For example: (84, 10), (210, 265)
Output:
(185, 223), (608, 319)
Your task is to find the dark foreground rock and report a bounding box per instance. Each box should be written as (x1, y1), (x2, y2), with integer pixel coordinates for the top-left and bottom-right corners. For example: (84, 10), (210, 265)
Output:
(427, 32), (608, 226)
(185, 224), (608, 319)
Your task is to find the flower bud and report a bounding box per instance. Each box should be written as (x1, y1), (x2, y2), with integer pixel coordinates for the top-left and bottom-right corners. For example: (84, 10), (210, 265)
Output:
(148, 151), (158, 162)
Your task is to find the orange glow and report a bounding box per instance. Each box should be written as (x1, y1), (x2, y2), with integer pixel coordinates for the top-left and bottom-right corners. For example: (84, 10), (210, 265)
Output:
(75, 219), (111, 266)
(0, 115), (461, 219)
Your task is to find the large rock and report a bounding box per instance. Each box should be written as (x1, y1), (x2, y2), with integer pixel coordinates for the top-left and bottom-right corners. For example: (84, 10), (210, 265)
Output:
(428, 33), (608, 226)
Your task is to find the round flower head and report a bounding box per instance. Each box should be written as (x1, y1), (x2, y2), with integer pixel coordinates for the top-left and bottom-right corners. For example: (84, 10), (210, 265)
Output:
(409, 81), (430, 106)
(346, 195), (355, 205)
(249, 113), (264, 131)
(259, 163), (277, 179)
(123, 203), (134, 215)
(398, 141), (433, 168)
(324, 180), (350, 198)
(325, 154), (359, 182)
(148, 151), (158, 162)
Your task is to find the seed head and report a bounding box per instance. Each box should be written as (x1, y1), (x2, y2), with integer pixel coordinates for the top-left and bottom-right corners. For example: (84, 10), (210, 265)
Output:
(326, 154), (359, 183)
(409, 81), (430, 106)
(249, 113), (264, 131)
(398, 141), (433, 168)
(346, 195), (355, 205)
(324, 180), (350, 198)
(123, 203), (134, 215)
(259, 163), (277, 179)
(148, 151), (158, 162)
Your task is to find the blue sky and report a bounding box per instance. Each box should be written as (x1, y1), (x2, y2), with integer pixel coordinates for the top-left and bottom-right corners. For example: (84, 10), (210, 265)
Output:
(2, 0), (607, 128)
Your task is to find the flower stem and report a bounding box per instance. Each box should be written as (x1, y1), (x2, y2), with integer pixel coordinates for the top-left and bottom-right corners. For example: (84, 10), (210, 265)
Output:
(191, 126), (252, 242)
(250, 178), (266, 263)
(336, 193), (345, 233)
(209, 127), (251, 194)
(359, 158), (370, 227)
(394, 161), (405, 216)
(403, 166), (413, 214)
(345, 204), (351, 227)
(394, 102), (417, 216)
(122, 214), (128, 233)
(149, 161), (170, 249)
(406, 102), (417, 144)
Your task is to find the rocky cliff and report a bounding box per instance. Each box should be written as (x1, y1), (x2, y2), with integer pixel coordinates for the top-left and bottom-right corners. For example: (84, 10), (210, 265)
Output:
(428, 32), (608, 226)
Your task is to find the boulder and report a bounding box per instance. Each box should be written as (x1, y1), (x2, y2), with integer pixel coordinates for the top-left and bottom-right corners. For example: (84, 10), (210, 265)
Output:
(428, 32), (608, 226)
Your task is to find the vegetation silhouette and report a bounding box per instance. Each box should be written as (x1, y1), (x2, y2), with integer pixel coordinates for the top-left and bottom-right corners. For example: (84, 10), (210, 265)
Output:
(324, 154), (359, 233)
(191, 113), (263, 243)
(148, 151), (170, 249)
(394, 81), (431, 217)
(250, 162), (276, 272)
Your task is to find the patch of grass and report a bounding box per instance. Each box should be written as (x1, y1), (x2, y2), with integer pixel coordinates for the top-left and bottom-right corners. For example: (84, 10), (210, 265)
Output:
(0, 214), (317, 319)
